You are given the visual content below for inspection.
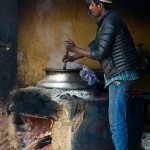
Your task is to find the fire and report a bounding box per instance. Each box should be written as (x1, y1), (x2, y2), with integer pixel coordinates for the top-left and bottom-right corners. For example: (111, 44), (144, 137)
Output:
(35, 131), (51, 139)
(49, 119), (54, 128)
(35, 118), (54, 140)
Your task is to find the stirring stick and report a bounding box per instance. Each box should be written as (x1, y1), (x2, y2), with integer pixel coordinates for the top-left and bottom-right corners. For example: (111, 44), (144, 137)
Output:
(63, 50), (69, 70)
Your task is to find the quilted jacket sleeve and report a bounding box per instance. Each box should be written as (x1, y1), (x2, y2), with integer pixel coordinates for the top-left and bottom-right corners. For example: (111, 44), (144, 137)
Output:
(88, 39), (97, 51)
(90, 21), (116, 61)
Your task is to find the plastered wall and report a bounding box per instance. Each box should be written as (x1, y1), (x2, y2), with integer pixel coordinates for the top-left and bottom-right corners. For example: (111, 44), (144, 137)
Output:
(18, 0), (150, 89)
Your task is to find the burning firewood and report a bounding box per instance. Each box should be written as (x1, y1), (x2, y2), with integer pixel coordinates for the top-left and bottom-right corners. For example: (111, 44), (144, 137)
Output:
(41, 144), (51, 150)
(35, 135), (52, 150)
(25, 135), (52, 150)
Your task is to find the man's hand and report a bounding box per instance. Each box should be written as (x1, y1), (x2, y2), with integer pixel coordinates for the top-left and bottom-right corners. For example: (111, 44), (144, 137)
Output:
(62, 55), (76, 63)
(64, 39), (76, 51)
(63, 39), (91, 59)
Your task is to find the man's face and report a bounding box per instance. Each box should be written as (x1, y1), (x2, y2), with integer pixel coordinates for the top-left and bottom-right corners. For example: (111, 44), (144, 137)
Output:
(88, 0), (102, 17)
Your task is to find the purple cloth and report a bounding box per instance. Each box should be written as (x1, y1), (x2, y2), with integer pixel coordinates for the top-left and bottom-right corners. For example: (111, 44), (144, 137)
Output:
(73, 62), (99, 86)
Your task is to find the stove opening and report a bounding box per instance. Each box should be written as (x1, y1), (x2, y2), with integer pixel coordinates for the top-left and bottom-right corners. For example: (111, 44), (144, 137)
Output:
(13, 114), (53, 150)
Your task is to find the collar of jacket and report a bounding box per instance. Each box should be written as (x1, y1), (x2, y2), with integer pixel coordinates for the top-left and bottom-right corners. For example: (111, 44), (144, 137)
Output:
(96, 9), (113, 27)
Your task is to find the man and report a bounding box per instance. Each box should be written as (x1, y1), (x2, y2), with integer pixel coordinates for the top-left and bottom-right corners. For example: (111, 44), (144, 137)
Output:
(63, 0), (139, 149)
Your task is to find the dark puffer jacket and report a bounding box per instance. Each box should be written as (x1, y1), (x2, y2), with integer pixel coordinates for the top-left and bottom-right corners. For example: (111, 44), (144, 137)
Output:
(89, 10), (137, 79)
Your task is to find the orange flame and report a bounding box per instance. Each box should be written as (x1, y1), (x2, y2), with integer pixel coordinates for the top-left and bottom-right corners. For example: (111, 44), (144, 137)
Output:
(49, 119), (54, 128)
(35, 119), (54, 140)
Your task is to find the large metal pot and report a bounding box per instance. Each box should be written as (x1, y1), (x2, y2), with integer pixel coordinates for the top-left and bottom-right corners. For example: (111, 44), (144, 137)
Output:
(37, 68), (89, 90)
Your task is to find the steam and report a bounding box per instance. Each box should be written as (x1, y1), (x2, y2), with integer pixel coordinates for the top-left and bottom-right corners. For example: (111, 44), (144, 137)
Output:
(36, 0), (76, 69)
(36, 0), (52, 14)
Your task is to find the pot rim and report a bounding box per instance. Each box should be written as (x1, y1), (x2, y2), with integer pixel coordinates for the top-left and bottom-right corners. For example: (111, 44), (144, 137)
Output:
(45, 68), (80, 72)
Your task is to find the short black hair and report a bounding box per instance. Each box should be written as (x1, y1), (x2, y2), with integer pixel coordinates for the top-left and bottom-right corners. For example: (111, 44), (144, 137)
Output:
(93, 0), (100, 5)
(93, 0), (112, 10)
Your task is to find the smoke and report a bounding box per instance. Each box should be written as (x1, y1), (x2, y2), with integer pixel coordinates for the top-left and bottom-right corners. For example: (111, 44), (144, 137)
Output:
(36, 0), (75, 69)
(36, 0), (52, 14)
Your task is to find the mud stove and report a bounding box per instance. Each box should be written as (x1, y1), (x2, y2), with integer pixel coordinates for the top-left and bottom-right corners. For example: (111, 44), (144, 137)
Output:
(8, 69), (142, 150)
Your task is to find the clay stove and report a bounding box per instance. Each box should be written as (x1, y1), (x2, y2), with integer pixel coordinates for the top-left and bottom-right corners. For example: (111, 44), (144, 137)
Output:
(8, 68), (114, 150)
(6, 66), (143, 150)
(8, 87), (87, 150)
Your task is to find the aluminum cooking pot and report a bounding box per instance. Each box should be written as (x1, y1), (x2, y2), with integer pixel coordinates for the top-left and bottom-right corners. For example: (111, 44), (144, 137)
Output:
(37, 68), (89, 90)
